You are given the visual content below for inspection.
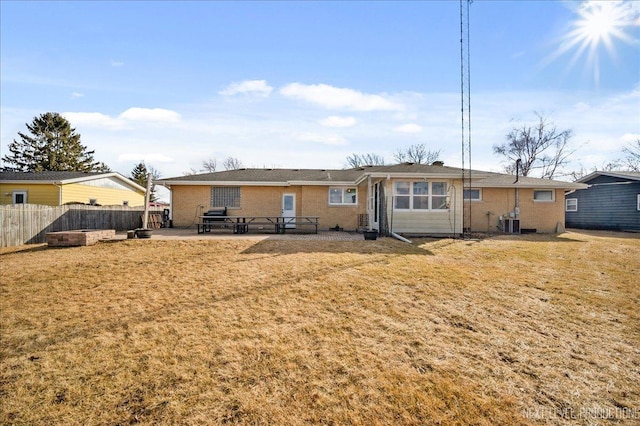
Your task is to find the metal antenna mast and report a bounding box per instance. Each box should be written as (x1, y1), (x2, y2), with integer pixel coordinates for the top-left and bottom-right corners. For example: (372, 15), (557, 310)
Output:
(460, 0), (472, 238)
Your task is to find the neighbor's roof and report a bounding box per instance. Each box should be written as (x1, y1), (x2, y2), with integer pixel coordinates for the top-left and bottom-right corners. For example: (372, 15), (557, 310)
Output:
(157, 163), (586, 189)
(576, 170), (640, 183)
(0, 171), (146, 192)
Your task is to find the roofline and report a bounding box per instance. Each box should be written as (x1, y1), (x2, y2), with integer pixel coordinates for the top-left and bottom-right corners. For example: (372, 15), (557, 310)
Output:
(155, 180), (357, 187)
(0, 172), (147, 192)
(577, 171), (640, 183)
(472, 182), (588, 189)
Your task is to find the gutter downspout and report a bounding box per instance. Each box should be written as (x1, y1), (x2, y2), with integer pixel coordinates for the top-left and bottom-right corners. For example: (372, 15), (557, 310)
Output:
(367, 175), (373, 230)
(53, 182), (62, 205)
(514, 159), (521, 219)
(390, 232), (412, 244)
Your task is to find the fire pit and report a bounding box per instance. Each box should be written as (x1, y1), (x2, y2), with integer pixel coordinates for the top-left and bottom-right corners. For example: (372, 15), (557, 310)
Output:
(46, 229), (116, 247)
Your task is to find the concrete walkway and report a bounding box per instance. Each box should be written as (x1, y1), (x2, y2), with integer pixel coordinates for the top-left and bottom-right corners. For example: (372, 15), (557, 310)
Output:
(121, 228), (367, 241)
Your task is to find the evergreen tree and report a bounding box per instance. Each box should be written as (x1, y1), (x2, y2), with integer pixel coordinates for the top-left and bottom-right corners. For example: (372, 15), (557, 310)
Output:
(130, 161), (160, 202)
(2, 112), (104, 172)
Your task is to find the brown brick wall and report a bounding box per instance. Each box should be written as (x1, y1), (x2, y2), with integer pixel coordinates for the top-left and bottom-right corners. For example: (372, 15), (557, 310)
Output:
(468, 188), (565, 233)
(170, 184), (366, 230)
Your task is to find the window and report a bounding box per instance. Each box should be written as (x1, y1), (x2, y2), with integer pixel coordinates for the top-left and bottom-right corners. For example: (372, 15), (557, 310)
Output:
(12, 191), (27, 204)
(211, 187), (241, 208)
(533, 190), (554, 201)
(432, 182), (448, 210)
(329, 187), (357, 205)
(393, 181), (449, 211)
(463, 188), (482, 201)
(637, 194), (640, 211)
(565, 198), (577, 212)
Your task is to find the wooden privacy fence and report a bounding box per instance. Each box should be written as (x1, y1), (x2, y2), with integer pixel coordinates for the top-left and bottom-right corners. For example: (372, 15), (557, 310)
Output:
(0, 204), (163, 247)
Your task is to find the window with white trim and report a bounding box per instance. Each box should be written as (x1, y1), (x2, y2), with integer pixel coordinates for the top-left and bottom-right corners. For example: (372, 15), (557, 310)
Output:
(565, 198), (578, 212)
(211, 187), (241, 208)
(329, 187), (357, 205)
(12, 191), (27, 204)
(463, 188), (482, 201)
(637, 194), (639, 211)
(533, 189), (554, 201)
(393, 181), (449, 211)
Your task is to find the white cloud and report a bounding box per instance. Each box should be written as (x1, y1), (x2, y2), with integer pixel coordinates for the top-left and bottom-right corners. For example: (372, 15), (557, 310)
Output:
(621, 133), (639, 143)
(394, 123), (423, 133)
(318, 116), (357, 128)
(219, 80), (273, 97)
(110, 60), (124, 67)
(62, 112), (124, 129)
(71, 92), (84, 99)
(294, 132), (347, 146)
(118, 107), (181, 123)
(280, 83), (403, 111)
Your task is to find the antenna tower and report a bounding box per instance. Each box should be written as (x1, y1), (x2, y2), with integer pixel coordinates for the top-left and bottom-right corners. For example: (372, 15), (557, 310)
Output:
(460, 0), (472, 238)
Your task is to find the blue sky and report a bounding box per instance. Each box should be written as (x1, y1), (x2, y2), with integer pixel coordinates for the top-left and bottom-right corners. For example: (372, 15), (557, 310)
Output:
(1, 0), (639, 189)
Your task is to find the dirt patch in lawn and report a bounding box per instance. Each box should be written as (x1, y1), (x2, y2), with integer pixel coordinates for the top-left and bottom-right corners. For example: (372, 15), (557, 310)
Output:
(1, 231), (638, 425)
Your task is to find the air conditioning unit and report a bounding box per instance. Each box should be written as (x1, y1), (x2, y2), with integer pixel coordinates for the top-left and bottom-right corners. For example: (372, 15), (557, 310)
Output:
(503, 218), (520, 234)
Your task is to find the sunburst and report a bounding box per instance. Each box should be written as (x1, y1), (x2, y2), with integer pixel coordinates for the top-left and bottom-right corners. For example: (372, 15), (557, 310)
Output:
(545, 1), (639, 85)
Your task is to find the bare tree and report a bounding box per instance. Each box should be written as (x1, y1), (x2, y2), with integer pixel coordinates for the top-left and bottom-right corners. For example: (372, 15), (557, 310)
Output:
(345, 153), (385, 168)
(622, 139), (640, 172)
(393, 144), (441, 164)
(493, 113), (575, 178)
(202, 158), (217, 172)
(223, 157), (243, 170)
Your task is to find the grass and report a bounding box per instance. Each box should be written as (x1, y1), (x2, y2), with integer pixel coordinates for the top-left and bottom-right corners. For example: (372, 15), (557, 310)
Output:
(1, 231), (638, 425)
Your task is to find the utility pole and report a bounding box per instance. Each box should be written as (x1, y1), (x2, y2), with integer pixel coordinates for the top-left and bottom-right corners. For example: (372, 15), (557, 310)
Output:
(460, 0), (472, 239)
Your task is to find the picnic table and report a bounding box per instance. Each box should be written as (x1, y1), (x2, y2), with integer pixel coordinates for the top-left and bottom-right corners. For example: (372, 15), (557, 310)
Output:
(197, 216), (319, 234)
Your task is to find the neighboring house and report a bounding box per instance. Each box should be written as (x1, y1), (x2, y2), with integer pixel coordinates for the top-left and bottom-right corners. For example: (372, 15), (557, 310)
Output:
(565, 171), (640, 232)
(0, 171), (146, 207)
(157, 163), (586, 235)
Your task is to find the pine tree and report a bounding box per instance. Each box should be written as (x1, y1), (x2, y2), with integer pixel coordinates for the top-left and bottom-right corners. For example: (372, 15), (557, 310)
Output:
(130, 161), (159, 202)
(2, 112), (104, 172)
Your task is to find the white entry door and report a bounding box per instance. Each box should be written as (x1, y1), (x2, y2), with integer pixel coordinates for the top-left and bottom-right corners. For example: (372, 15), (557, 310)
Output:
(282, 193), (296, 228)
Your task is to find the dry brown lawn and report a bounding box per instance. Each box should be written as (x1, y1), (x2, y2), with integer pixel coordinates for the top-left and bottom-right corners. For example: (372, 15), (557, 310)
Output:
(1, 231), (638, 425)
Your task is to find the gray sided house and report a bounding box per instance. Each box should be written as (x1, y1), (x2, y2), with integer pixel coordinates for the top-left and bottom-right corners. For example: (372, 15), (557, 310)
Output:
(565, 171), (640, 232)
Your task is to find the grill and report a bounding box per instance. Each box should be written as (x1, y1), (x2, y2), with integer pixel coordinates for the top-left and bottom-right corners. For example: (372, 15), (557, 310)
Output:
(203, 207), (227, 224)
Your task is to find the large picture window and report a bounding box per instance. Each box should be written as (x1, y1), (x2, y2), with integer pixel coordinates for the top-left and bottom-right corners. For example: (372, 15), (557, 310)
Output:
(211, 187), (241, 208)
(329, 187), (357, 205)
(393, 181), (449, 211)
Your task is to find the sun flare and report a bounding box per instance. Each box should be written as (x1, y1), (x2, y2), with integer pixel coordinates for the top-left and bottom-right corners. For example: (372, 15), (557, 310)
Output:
(546, 1), (639, 85)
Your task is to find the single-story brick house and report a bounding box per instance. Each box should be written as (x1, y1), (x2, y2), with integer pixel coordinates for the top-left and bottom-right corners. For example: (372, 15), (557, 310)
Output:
(157, 163), (587, 235)
(0, 171), (147, 207)
(565, 171), (640, 232)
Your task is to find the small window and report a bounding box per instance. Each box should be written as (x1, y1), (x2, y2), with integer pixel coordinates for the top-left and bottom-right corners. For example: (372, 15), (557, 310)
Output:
(565, 198), (577, 212)
(13, 191), (27, 204)
(637, 194), (640, 211)
(329, 187), (357, 205)
(463, 188), (481, 201)
(533, 190), (554, 201)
